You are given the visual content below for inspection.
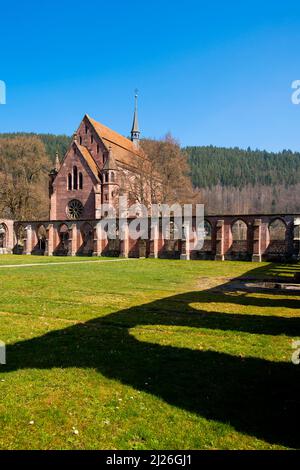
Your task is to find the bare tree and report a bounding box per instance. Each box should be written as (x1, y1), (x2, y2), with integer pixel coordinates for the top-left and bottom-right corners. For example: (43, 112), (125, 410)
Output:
(0, 136), (49, 220)
(139, 134), (196, 206)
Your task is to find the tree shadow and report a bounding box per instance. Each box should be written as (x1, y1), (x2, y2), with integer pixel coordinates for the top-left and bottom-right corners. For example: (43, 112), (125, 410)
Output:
(2, 264), (300, 448)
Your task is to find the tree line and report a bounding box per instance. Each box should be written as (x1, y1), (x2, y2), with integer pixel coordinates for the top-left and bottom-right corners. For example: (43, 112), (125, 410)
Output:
(186, 145), (300, 188)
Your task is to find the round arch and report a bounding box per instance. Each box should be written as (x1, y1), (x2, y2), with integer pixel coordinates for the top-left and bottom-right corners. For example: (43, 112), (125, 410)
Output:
(57, 223), (69, 255)
(36, 224), (47, 254)
(15, 225), (26, 253)
(267, 218), (288, 259)
(0, 223), (8, 251)
(80, 222), (94, 256)
(268, 218), (287, 241)
(231, 219), (248, 241)
(229, 219), (249, 260)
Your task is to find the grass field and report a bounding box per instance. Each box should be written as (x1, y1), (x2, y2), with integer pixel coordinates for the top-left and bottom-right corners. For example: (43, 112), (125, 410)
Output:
(0, 255), (299, 450)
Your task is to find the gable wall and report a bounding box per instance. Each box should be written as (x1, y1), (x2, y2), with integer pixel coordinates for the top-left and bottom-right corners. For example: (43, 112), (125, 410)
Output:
(52, 146), (97, 220)
(77, 118), (107, 169)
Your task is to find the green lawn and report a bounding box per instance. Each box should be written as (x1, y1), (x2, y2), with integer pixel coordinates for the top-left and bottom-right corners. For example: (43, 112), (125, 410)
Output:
(0, 256), (299, 450)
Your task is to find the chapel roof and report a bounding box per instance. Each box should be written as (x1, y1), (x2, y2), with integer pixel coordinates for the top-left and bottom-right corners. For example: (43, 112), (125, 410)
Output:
(75, 141), (100, 182)
(85, 114), (144, 168)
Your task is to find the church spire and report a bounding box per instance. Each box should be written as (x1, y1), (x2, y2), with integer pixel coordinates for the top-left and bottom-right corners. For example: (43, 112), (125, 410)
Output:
(131, 90), (140, 146)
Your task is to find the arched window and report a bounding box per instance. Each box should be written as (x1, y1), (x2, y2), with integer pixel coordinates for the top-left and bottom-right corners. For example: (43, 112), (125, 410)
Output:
(268, 218), (287, 257)
(73, 166), (78, 190)
(105, 173), (109, 183)
(68, 173), (72, 190)
(0, 224), (7, 249)
(204, 220), (212, 240)
(232, 220), (248, 241)
(79, 172), (83, 190)
(37, 225), (47, 252)
(111, 172), (115, 182)
(269, 219), (286, 241)
(196, 220), (212, 254)
(230, 219), (248, 258)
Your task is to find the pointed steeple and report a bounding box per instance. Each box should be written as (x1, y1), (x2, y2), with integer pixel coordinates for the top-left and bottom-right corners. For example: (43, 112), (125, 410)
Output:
(103, 146), (117, 171)
(131, 90), (140, 146)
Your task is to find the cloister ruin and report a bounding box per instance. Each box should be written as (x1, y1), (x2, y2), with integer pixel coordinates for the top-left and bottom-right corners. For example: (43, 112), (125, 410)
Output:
(1, 213), (299, 262)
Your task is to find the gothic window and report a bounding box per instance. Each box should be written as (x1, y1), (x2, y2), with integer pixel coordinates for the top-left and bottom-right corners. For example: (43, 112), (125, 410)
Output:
(232, 220), (248, 241)
(269, 219), (286, 241)
(67, 199), (84, 220)
(105, 173), (109, 183)
(79, 172), (83, 190)
(68, 173), (72, 190)
(111, 172), (115, 182)
(73, 166), (78, 190)
(0, 224), (7, 249)
(37, 225), (47, 252)
(204, 220), (212, 240)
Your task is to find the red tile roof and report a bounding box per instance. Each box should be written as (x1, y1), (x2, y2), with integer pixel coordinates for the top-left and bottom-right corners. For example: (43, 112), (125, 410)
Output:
(75, 142), (101, 182)
(85, 114), (144, 168)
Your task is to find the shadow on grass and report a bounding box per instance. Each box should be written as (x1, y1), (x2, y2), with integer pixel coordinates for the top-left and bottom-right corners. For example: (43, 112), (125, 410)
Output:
(3, 263), (300, 448)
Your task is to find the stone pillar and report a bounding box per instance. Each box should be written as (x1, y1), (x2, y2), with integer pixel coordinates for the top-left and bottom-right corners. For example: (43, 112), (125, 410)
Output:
(180, 223), (190, 260)
(93, 221), (107, 256)
(149, 220), (159, 258)
(119, 219), (129, 258)
(25, 224), (33, 255)
(252, 219), (262, 262)
(215, 220), (225, 261)
(69, 224), (78, 256)
(45, 224), (54, 256)
(292, 218), (300, 261)
(31, 226), (38, 253)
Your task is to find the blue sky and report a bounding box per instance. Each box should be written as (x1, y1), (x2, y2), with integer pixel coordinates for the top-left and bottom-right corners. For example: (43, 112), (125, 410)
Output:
(0, 0), (300, 150)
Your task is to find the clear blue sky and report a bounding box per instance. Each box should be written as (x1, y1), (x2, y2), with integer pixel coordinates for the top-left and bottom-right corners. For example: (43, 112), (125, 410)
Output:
(1, 0), (300, 151)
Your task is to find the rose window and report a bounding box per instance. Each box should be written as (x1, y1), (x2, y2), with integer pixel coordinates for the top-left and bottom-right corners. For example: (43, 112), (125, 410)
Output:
(67, 199), (83, 220)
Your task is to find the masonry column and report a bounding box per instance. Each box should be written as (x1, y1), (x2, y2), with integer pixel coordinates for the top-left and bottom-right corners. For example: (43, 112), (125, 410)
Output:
(149, 219), (159, 258)
(215, 219), (225, 261)
(31, 226), (38, 253)
(252, 218), (262, 262)
(69, 224), (78, 256)
(25, 224), (33, 255)
(93, 221), (107, 256)
(180, 223), (190, 260)
(293, 218), (300, 261)
(45, 224), (54, 256)
(119, 218), (129, 258)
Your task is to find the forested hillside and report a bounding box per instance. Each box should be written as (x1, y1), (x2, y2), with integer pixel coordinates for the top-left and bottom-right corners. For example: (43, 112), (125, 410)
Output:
(185, 146), (300, 214)
(185, 146), (300, 188)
